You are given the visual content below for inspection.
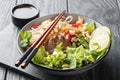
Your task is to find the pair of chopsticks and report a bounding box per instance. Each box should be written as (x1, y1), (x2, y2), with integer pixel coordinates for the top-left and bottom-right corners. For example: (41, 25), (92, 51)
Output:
(15, 10), (66, 69)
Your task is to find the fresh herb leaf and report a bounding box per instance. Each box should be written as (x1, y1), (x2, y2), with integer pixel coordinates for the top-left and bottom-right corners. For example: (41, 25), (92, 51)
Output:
(24, 31), (32, 40)
(78, 34), (89, 49)
(19, 39), (28, 47)
(19, 30), (32, 47)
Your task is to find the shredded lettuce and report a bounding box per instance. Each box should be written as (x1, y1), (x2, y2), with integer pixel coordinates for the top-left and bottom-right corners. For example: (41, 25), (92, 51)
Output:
(36, 43), (66, 69)
(32, 43), (107, 69)
(66, 46), (94, 68)
(32, 46), (48, 64)
(67, 54), (76, 69)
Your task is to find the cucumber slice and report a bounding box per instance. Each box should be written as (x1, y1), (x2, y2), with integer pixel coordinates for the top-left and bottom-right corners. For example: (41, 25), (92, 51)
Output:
(92, 26), (110, 35)
(89, 26), (111, 52)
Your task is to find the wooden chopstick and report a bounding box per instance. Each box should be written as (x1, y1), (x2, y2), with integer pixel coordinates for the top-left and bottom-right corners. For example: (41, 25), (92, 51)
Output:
(15, 10), (66, 69)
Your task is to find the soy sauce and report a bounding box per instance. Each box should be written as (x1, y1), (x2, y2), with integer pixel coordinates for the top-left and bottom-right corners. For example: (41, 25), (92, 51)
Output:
(14, 6), (38, 19)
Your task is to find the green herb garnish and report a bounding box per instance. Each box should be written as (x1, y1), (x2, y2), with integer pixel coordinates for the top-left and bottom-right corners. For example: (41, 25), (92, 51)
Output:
(78, 34), (89, 49)
(19, 30), (32, 47)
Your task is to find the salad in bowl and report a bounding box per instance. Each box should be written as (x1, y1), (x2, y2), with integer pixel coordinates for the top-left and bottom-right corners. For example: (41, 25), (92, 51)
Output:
(18, 14), (112, 70)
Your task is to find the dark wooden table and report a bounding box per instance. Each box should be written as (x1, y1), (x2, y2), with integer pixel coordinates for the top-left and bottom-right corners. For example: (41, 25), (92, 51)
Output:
(0, 0), (120, 80)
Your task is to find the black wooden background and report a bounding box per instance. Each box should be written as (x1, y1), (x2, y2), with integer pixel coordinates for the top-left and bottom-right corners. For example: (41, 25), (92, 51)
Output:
(0, 0), (120, 80)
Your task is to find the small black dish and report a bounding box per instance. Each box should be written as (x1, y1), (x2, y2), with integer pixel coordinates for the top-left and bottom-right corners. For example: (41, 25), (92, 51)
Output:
(11, 4), (39, 29)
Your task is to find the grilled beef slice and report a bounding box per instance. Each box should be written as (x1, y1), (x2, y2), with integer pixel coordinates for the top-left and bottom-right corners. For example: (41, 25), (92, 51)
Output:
(44, 36), (71, 53)
(57, 36), (71, 51)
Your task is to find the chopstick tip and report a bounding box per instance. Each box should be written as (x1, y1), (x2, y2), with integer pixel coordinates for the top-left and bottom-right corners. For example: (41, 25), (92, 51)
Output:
(21, 63), (28, 69)
(15, 61), (21, 67)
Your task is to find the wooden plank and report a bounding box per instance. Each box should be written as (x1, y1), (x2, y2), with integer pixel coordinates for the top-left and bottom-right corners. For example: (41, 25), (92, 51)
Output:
(110, 1), (120, 78)
(116, 0), (120, 11)
(0, 0), (16, 80)
(6, 0), (38, 80)
(68, 0), (120, 80)
(116, 0), (120, 38)
(111, 1), (120, 80)
(7, 0), (40, 80)
(0, 67), (6, 80)
(5, 0), (67, 80)
(38, 0), (67, 16)
(0, 0), (16, 30)
(6, 70), (31, 80)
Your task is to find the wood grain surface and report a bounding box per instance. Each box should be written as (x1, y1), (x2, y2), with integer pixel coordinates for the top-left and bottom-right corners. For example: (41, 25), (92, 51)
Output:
(0, 67), (6, 80)
(0, 0), (16, 30)
(6, 0), (39, 80)
(0, 0), (16, 80)
(0, 0), (120, 80)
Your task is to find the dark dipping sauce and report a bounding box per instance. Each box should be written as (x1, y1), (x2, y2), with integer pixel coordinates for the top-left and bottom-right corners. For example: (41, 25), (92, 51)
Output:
(13, 6), (38, 19)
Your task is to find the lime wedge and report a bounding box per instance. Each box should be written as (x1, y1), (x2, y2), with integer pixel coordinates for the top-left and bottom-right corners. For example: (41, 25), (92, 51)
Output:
(89, 26), (111, 52)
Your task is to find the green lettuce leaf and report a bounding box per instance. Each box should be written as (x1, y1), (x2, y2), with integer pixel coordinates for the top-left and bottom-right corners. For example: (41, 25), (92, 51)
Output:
(67, 54), (76, 69)
(85, 21), (96, 32)
(40, 42), (66, 69)
(32, 46), (48, 64)
(66, 46), (91, 68)
(32, 43), (107, 69)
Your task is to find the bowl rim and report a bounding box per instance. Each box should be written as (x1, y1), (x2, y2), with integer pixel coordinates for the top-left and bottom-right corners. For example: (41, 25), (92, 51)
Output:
(17, 13), (111, 72)
(11, 3), (39, 20)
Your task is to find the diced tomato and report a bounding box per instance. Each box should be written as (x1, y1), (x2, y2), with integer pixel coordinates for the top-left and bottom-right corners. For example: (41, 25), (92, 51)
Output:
(65, 33), (72, 42)
(72, 23), (80, 28)
(31, 26), (38, 29)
